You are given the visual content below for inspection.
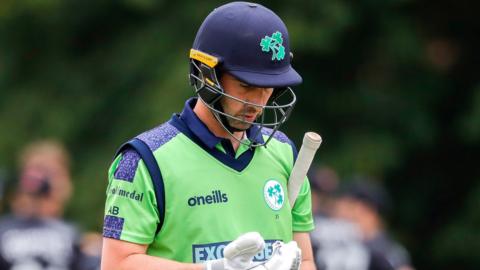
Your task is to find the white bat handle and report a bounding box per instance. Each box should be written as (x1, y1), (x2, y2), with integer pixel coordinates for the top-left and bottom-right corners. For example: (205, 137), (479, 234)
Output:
(288, 132), (322, 207)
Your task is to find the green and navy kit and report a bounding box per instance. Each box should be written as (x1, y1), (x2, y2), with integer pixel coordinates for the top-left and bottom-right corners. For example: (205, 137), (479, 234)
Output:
(103, 98), (314, 263)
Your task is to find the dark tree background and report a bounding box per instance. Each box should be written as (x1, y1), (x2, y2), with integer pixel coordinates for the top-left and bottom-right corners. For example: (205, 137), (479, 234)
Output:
(0, 0), (479, 269)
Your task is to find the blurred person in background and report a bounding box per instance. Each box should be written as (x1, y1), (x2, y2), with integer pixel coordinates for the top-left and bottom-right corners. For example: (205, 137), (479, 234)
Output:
(0, 168), (6, 214)
(334, 178), (413, 270)
(0, 140), (100, 270)
(310, 166), (338, 217)
(309, 166), (392, 270)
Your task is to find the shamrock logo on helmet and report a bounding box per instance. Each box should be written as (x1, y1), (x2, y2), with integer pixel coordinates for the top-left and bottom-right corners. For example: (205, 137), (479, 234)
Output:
(260, 31), (286, 61)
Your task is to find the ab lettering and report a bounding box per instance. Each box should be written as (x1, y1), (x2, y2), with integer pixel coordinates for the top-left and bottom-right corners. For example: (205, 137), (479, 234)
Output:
(108, 206), (120, 215)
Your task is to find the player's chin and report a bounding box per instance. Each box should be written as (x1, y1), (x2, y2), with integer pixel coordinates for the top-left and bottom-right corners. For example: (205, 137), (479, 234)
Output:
(229, 121), (252, 131)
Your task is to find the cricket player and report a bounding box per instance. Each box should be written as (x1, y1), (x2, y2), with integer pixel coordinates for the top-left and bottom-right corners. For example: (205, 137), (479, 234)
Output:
(101, 2), (315, 270)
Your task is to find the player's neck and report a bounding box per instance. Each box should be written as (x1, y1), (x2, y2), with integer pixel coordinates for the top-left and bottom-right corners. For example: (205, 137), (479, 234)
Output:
(193, 99), (243, 150)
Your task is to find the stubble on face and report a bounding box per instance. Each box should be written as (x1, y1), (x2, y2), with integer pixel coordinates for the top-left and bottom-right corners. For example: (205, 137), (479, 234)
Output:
(223, 102), (262, 131)
(218, 73), (272, 131)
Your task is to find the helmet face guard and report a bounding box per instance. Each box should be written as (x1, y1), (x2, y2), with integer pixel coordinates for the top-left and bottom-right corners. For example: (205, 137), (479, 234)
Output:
(189, 49), (296, 148)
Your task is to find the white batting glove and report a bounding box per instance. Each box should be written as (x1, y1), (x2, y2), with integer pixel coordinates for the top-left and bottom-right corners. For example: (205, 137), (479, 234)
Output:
(204, 232), (265, 270)
(250, 241), (301, 270)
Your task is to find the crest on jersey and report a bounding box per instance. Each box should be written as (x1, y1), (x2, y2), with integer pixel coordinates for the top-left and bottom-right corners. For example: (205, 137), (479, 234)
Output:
(263, 180), (285, 211)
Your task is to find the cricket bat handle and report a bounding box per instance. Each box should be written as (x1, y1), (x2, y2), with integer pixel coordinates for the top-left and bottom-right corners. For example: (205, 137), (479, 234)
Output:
(288, 132), (322, 206)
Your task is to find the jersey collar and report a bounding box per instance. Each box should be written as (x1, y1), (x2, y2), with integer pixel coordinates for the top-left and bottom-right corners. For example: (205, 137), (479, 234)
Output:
(178, 98), (265, 149)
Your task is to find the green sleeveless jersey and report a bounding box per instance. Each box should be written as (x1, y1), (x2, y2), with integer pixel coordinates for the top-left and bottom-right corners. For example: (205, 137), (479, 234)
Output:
(103, 98), (314, 263)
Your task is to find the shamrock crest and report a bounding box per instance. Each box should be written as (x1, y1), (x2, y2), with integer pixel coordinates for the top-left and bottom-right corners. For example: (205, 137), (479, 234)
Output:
(260, 31), (286, 61)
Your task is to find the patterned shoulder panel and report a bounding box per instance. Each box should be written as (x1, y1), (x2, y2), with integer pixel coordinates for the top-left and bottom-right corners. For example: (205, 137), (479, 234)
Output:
(113, 122), (180, 182)
(261, 128), (291, 144)
(261, 128), (298, 160)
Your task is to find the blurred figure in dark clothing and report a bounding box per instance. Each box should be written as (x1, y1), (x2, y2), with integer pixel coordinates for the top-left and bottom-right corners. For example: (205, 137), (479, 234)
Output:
(310, 166), (339, 217)
(334, 178), (414, 270)
(0, 140), (100, 270)
(309, 167), (394, 270)
(0, 168), (6, 214)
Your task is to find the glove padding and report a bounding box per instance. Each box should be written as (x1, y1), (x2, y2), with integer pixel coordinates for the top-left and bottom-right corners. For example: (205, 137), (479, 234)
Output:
(204, 232), (265, 270)
(250, 241), (302, 270)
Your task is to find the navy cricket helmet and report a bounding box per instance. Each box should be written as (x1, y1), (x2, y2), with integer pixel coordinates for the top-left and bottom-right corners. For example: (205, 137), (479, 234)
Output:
(189, 1), (302, 147)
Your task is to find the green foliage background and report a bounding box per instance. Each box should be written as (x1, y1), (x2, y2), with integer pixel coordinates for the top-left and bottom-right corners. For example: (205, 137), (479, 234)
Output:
(0, 0), (479, 269)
